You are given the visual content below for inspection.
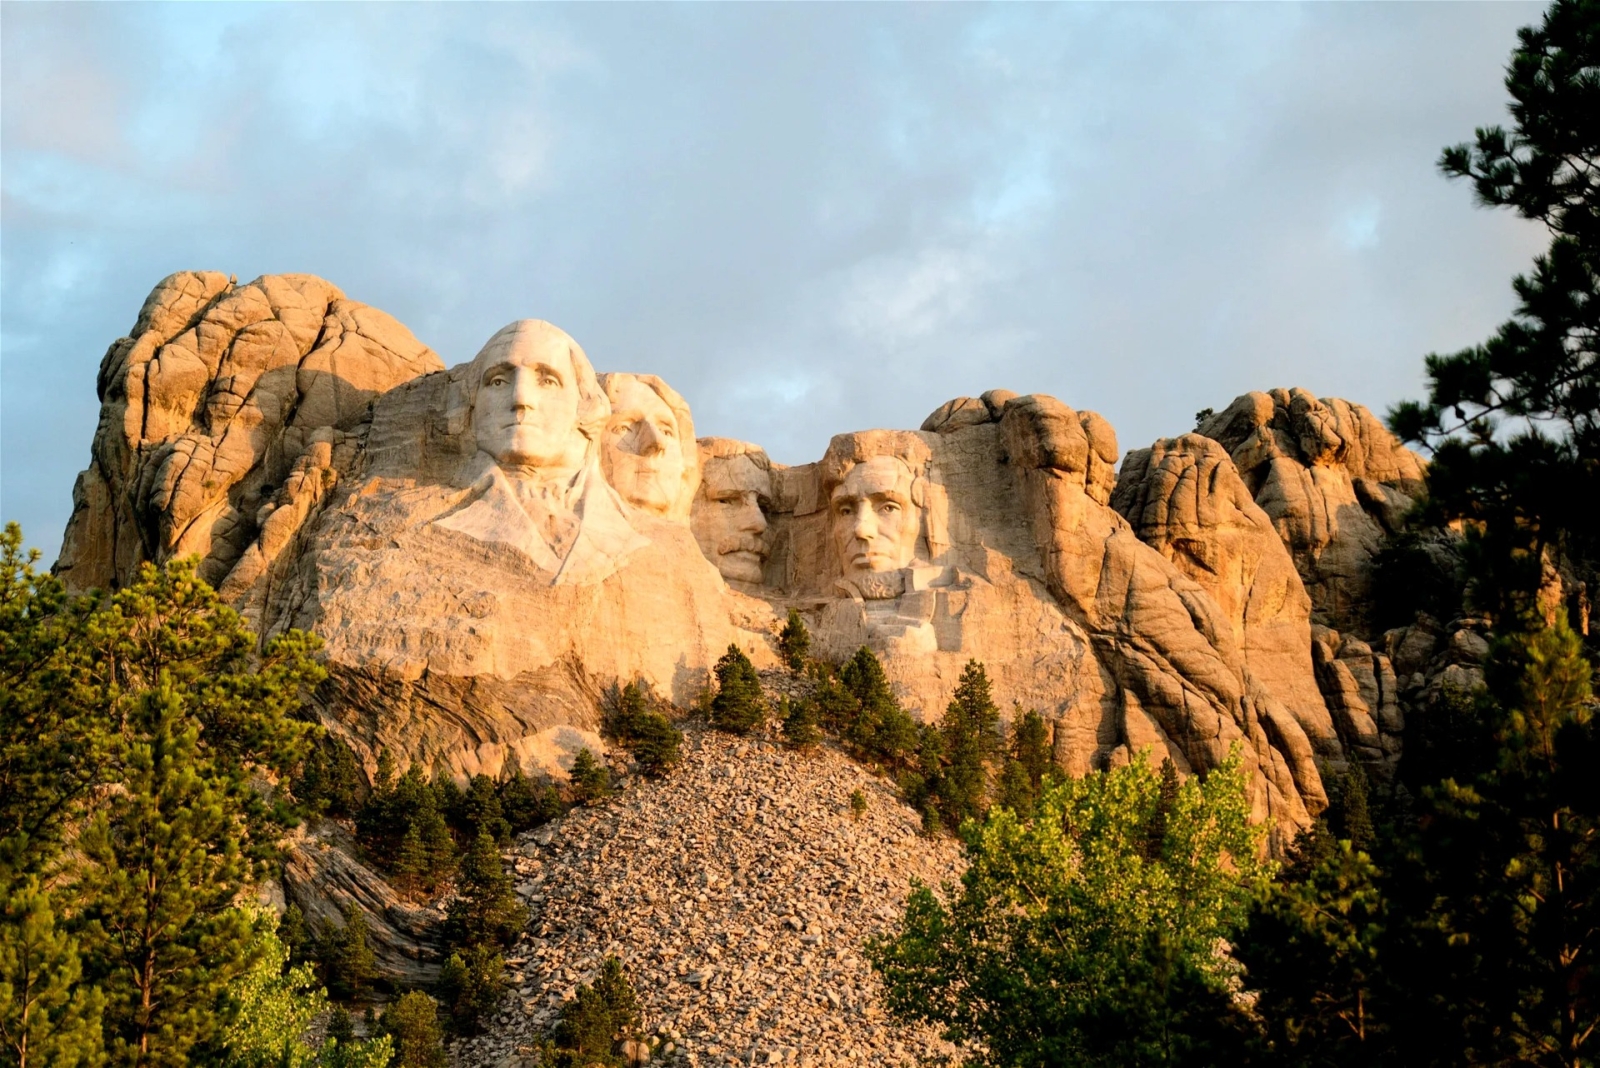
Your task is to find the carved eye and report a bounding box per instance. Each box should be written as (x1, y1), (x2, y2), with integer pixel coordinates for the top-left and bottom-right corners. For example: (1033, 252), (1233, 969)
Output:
(835, 503), (855, 517)
(878, 501), (900, 515)
(658, 422), (676, 439)
(538, 371), (561, 388)
(486, 373), (509, 388)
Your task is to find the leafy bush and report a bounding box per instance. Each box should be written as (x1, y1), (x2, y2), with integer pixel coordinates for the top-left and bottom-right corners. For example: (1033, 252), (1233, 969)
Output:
(781, 697), (821, 750)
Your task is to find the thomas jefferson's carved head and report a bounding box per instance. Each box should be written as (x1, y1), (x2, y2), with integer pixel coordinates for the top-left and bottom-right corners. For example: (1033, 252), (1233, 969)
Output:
(820, 432), (932, 582)
(692, 438), (773, 584)
(598, 373), (699, 521)
(457, 321), (608, 475)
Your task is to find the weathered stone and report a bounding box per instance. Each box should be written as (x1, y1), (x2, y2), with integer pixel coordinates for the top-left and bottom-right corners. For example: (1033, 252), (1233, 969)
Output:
(1198, 388), (1426, 634)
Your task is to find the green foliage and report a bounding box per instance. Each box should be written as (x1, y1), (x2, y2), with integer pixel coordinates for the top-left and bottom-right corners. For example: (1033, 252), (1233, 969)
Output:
(215, 914), (392, 1068)
(995, 759), (1036, 820)
(996, 708), (1054, 820)
(1388, 0), (1600, 624)
(0, 877), (104, 1068)
(603, 681), (651, 743)
(455, 774), (511, 845)
(849, 789), (867, 821)
(777, 609), (811, 673)
(497, 765), (563, 834)
(780, 697), (821, 751)
(549, 957), (641, 1067)
(438, 944), (506, 1036)
(355, 761), (456, 893)
(75, 680), (267, 1067)
(292, 735), (367, 820)
(807, 672), (859, 736)
(631, 713), (683, 778)
(933, 660), (1001, 830)
(870, 751), (1266, 1066)
(709, 644), (766, 734)
(568, 748), (611, 805)
(315, 905), (377, 1000)
(838, 646), (918, 765)
(376, 992), (446, 1068)
(444, 832), (529, 951)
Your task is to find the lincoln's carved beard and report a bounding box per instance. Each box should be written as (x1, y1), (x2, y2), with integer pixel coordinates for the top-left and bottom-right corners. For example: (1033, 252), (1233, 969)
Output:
(850, 570), (906, 601)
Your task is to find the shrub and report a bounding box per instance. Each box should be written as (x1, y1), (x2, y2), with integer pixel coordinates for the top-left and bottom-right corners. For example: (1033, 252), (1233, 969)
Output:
(778, 609), (811, 673)
(849, 788), (868, 821)
(438, 943), (507, 1035)
(377, 991), (447, 1068)
(603, 681), (651, 743)
(710, 644), (767, 733)
(453, 773), (511, 845)
(292, 734), (367, 819)
(569, 748), (611, 805)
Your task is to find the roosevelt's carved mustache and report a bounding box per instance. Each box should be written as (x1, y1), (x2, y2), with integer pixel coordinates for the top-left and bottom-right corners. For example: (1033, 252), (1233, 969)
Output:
(716, 537), (767, 557)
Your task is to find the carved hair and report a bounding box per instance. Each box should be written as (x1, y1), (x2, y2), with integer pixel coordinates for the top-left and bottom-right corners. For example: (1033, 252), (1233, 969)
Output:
(598, 372), (702, 521)
(818, 430), (932, 507)
(696, 437), (773, 474)
(444, 320), (610, 448)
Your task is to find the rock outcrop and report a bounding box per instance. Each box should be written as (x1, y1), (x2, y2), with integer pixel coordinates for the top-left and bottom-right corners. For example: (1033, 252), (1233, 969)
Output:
(1197, 388), (1426, 635)
(58, 272), (1447, 848)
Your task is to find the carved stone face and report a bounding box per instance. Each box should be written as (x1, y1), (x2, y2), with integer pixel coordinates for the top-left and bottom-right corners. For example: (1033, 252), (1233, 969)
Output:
(471, 327), (587, 473)
(830, 456), (920, 575)
(692, 454), (771, 584)
(602, 376), (686, 516)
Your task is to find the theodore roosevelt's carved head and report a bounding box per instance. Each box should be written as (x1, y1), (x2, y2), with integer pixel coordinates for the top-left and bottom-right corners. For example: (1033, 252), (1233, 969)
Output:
(820, 432), (932, 580)
(598, 373), (699, 521)
(458, 320), (608, 475)
(691, 438), (773, 584)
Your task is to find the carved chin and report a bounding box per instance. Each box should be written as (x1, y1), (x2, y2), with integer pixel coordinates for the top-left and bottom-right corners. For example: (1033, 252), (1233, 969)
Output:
(718, 551), (766, 584)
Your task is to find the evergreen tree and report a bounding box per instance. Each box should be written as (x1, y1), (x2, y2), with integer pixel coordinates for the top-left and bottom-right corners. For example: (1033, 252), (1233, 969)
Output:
(996, 759), (1037, 821)
(780, 697), (821, 751)
(438, 944), (506, 1036)
(455, 774), (511, 845)
(808, 673), (860, 736)
(1009, 707), (1053, 792)
(75, 681), (262, 1067)
(445, 832), (529, 951)
(550, 956), (640, 1064)
(1388, 0), (1600, 623)
(393, 825), (430, 902)
(1336, 764), (1375, 854)
(777, 609), (811, 673)
(630, 712), (683, 777)
(497, 766), (562, 834)
(376, 993), (446, 1068)
(0, 878), (104, 1068)
(709, 644), (766, 734)
(603, 682), (651, 744)
(568, 749), (610, 805)
(1145, 757), (1181, 860)
(291, 735), (366, 820)
(316, 905), (377, 1000)
(936, 660), (1001, 829)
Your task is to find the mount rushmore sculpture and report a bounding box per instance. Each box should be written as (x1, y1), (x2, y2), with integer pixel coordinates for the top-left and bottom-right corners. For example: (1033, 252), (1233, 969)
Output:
(57, 272), (1427, 849)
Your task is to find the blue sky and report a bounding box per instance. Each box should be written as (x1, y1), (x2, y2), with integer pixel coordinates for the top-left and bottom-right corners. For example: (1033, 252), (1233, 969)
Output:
(1, 2), (1547, 559)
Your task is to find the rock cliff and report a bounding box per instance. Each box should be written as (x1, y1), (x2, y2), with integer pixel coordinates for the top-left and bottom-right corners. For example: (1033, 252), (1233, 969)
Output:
(58, 272), (1436, 852)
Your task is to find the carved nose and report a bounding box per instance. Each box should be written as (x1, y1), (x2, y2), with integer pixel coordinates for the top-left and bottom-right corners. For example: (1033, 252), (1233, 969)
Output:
(740, 499), (767, 534)
(635, 420), (665, 455)
(511, 369), (539, 410)
(852, 508), (877, 541)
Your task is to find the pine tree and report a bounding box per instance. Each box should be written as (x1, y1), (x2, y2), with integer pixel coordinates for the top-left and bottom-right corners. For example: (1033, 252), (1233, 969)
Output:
(630, 712), (683, 777)
(0, 878), (104, 1068)
(710, 644), (767, 734)
(809, 674), (860, 736)
(778, 609), (811, 673)
(377, 992), (446, 1068)
(497, 765), (562, 833)
(1145, 757), (1180, 860)
(1388, 0), (1600, 622)
(1009, 707), (1053, 791)
(438, 944), (506, 1036)
(996, 759), (1036, 820)
(936, 660), (1001, 829)
(76, 682), (261, 1067)
(604, 682), (651, 744)
(445, 832), (529, 951)
(1336, 764), (1375, 854)
(781, 697), (821, 751)
(457, 774), (511, 845)
(393, 824), (429, 901)
(568, 748), (610, 805)
(551, 956), (640, 1061)
(317, 904), (377, 1000)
